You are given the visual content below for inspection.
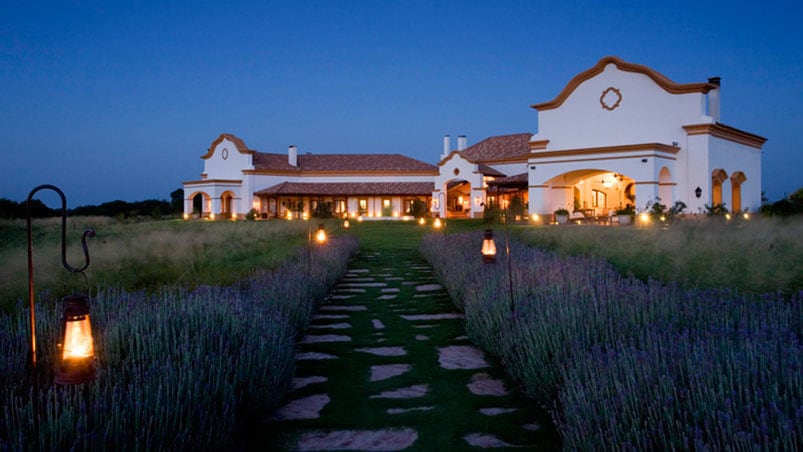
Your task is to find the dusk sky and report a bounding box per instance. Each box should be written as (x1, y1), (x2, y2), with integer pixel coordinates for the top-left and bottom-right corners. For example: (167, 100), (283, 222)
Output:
(2, 1), (801, 208)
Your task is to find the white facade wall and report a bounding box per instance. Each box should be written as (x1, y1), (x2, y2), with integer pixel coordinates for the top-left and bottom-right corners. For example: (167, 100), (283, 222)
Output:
(433, 153), (483, 218)
(708, 137), (762, 212)
(538, 64), (708, 151)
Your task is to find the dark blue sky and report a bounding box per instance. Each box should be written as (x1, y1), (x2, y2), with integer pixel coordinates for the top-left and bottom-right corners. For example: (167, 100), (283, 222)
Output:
(2, 1), (801, 207)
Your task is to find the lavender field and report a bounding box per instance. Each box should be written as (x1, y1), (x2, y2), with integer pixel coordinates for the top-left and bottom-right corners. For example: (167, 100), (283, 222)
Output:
(0, 235), (357, 450)
(421, 232), (802, 450)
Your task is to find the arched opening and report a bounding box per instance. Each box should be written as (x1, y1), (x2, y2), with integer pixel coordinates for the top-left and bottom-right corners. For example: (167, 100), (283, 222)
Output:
(220, 191), (235, 219)
(712, 168), (728, 206)
(445, 179), (471, 218)
(730, 171), (747, 212)
(548, 170), (633, 215)
(190, 192), (211, 219)
(658, 167), (673, 204)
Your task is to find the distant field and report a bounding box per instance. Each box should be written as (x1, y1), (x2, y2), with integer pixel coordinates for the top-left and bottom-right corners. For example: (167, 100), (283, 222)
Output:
(512, 215), (803, 295)
(0, 217), (315, 312)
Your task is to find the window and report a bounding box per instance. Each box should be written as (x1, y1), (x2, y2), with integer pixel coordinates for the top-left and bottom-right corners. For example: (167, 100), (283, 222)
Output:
(592, 189), (607, 208)
(358, 198), (368, 214)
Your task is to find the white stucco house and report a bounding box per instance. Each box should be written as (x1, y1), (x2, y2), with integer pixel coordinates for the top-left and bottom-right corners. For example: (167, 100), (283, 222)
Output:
(184, 56), (766, 221)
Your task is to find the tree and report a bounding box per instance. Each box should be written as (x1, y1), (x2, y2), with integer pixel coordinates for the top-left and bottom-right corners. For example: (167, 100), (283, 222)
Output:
(170, 188), (184, 213)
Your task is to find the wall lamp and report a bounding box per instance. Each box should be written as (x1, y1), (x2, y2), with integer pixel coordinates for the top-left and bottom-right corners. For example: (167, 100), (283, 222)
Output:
(695, 186), (702, 198)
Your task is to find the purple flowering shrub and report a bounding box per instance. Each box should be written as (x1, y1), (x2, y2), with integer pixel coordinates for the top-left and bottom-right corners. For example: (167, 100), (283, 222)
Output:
(421, 232), (802, 449)
(0, 236), (357, 450)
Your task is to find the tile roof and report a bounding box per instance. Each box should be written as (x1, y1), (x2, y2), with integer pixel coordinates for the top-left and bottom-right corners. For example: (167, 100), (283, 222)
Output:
(255, 182), (435, 197)
(460, 133), (533, 163)
(487, 172), (528, 187)
(252, 153), (437, 173)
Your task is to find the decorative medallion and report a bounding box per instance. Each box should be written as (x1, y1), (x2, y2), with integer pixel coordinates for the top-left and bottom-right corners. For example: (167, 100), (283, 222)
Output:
(600, 86), (622, 111)
(222, 147), (229, 160)
(453, 168), (460, 176)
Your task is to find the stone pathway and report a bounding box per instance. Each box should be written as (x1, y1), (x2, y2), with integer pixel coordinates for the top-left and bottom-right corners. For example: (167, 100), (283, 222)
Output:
(249, 249), (558, 450)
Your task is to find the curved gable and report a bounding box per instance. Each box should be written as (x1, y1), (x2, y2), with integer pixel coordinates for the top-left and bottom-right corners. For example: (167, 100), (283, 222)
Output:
(531, 56), (717, 111)
(201, 133), (256, 159)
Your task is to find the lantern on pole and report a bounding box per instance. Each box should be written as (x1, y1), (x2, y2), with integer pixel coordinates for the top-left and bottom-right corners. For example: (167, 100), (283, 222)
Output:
(26, 184), (97, 385)
(481, 229), (497, 264)
(315, 224), (327, 244)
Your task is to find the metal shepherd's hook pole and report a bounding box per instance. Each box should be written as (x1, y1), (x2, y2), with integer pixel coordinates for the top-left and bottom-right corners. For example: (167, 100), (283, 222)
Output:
(26, 184), (94, 370)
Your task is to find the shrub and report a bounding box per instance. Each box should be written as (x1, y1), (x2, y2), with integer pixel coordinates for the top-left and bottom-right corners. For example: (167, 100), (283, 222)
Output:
(0, 236), (357, 450)
(421, 232), (802, 450)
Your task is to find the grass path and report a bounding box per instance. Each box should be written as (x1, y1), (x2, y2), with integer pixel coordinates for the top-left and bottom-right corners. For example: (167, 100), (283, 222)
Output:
(244, 240), (560, 450)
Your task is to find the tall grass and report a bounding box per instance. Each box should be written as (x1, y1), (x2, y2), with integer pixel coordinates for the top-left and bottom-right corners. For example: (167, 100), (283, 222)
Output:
(513, 216), (803, 294)
(1, 235), (357, 450)
(421, 232), (802, 450)
(0, 218), (312, 313)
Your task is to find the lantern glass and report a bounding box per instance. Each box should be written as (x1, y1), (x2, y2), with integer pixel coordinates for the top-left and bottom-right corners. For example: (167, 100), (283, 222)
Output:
(316, 225), (327, 243)
(481, 229), (497, 263)
(55, 294), (96, 385)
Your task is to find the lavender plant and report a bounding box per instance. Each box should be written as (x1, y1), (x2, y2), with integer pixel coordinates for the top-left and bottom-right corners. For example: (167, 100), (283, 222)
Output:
(421, 232), (802, 450)
(0, 236), (357, 450)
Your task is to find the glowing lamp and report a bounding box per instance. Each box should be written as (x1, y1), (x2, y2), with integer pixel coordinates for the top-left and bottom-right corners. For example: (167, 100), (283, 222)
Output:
(183, 213), (189, 220)
(639, 213), (649, 223)
(209, 213), (216, 220)
(315, 224), (327, 243)
(725, 214), (732, 220)
(418, 217), (425, 226)
(55, 294), (96, 385)
(743, 212), (750, 220)
(531, 213), (540, 222)
(286, 211), (293, 220)
(481, 229), (497, 264)
(302, 212), (309, 220)
(343, 219), (350, 229)
(433, 217), (442, 229)
(357, 216), (364, 222)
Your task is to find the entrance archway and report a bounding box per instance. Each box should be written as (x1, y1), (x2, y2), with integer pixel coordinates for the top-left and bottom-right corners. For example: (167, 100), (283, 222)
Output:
(731, 171), (746, 212)
(712, 168), (728, 206)
(445, 179), (471, 218)
(546, 169), (633, 217)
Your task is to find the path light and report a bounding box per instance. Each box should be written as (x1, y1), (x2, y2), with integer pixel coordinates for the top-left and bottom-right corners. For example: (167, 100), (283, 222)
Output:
(315, 224), (327, 244)
(481, 229), (497, 264)
(343, 219), (350, 229)
(26, 184), (96, 385)
(418, 217), (426, 226)
(433, 217), (443, 229)
(55, 294), (96, 384)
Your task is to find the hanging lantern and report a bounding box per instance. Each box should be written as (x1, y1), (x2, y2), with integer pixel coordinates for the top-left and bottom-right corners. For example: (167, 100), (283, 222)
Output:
(54, 294), (96, 385)
(481, 229), (497, 264)
(315, 224), (327, 243)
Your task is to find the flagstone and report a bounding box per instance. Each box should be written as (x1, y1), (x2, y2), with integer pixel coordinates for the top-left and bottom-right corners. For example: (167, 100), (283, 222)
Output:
(371, 384), (428, 399)
(381, 287), (400, 293)
(372, 319), (385, 329)
(296, 352), (339, 360)
(271, 394), (330, 420)
(401, 313), (463, 321)
(301, 334), (351, 344)
(415, 284), (443, 291)
(320, 305), (368, 312)
(330, 295), (355, 300)
(356, 346), (407, 356)
(297, 429), (418, 451)
(438, 346), (490, 370)
(292, 376), (328, 391)
(479, 407), (517, 416)
(415, 335), (429, 341)
(464, 433), (521, 448)
(312, 314), (349, 320)
(370, 364), (411, 382)
(332, 288), (367, 293)
(347, 269), (370, 273)
(309, 323), (351, 330)
(376, 294), (397, 300)
(387, 406), (434, 415)
(339, 282), (387, 287)
(522, 422), (542, 431)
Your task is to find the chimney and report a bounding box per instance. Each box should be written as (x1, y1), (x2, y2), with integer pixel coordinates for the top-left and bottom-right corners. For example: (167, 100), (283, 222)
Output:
(288, 145), (297, 167)
(442, 135), (451, 158)
(708, 77), (721, 123)
(457, 135), (467, 151)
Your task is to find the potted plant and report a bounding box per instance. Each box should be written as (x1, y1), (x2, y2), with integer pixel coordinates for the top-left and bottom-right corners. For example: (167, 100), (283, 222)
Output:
(615, 205), (634, 225)
(554, 207), (570, 224)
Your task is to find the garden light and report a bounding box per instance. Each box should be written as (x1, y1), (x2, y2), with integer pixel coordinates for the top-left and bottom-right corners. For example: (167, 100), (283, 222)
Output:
(286, 211), (293, 220)
(54, 294), (96, 385)
(743, 212), (750, 220)
(316, 224), (327, 243)
(639, 213), (649, 223)
(433, 217), (443, 229)
(26, 184), (97, 385)
(343, 219), (350, 229)
(418, 217), (426, 226)
(481, 229), (497, 264)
